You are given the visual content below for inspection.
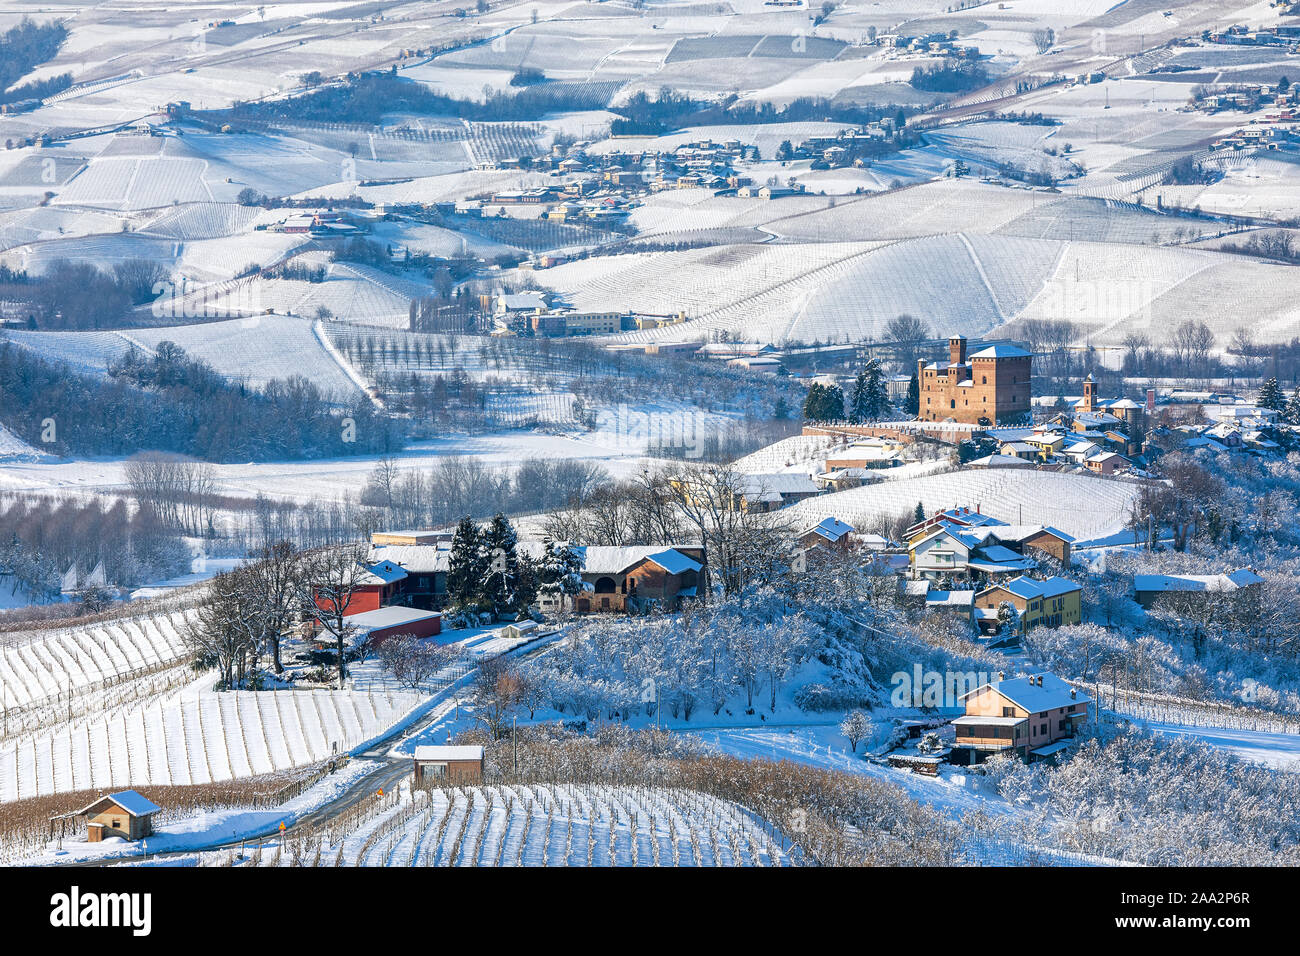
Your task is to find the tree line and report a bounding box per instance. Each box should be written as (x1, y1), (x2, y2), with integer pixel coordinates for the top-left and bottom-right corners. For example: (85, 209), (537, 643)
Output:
(0, 340), (399, 462)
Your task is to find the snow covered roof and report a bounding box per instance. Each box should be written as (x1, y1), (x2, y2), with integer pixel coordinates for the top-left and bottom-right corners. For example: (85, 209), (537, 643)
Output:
(370, 545), (448, 573)
(577, 546), (702, 576)
(965, 673), (1090, 713)
(979, 574), (1080, 601)
(1134, 570), (1264, 593)
(969, 344), (1031, 359)
(345, 606), (441, 629)
(976, 544), (1030, 564)
(805, 516), (854, 542)
(926, 589), (975, 607)
(413, 746), (483, 762)
(953, 714), (1026, 727)
(740, 473), (820, 496)
(355, 560), (408, 586)
(966, 454), (1034, 468)
(77, 790), (162, 818)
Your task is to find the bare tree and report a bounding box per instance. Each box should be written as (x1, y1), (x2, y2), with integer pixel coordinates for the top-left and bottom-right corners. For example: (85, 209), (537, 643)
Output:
(186, 568), (261, 689)
(663, 463), (792, 597)
(244, 540), (302, 674)
(884, 314), (929, 367)
(377, 634), (461, 690)
(295, 543), (370, 689)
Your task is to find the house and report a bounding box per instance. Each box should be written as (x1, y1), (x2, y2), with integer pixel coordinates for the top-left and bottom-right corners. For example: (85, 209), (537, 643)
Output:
(973, 575), (1082, 635)
(1133, 569), (1264, 608)
(734, 473), (820, 511)
(925, 588), (976, 625)
(329, 559), (407, 616)
(76, 790), (161, 842)
(906, 510), (1073, 581)
(797, 516), (855, 550)
(917, 337), (1032, 425)
(951, 673), (1092, 764)
(824, 438), (904, 470)
(412, 745), (483, 786)
(344, 606), (442, 644)
(1084, 450), (1127, 475)
(368, 545), (448, 609)
(574, 546), (704, 613)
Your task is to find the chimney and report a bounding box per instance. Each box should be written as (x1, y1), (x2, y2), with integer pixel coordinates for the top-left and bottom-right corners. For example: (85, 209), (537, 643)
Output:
(997, 671), (1006, 682)
(949, 335), (967, 367)
(1037, 676), (1044, 686)
(1070, 688), (1077, 699)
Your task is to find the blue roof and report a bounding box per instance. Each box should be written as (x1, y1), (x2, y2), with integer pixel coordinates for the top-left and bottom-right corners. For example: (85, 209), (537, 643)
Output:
(969, 344), (1031, 359)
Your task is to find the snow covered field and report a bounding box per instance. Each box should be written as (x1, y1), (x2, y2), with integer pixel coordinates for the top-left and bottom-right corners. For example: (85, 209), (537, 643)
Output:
(263, 782), (793, 867)
(784, 468), (1143, 540)
(0, 688), (423, 801)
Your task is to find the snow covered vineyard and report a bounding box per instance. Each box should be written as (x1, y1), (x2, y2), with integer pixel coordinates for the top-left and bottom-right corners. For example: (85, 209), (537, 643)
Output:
(0, 609), (196, 710)
(784, 469), (1144, 541)
(0, 689), (422, 802)
(205, 784), (799, 867)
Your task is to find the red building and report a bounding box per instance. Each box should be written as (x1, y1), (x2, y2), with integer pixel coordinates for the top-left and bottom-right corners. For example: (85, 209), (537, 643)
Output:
(314, 559), (407, 618)
(346, 606), (442, 645)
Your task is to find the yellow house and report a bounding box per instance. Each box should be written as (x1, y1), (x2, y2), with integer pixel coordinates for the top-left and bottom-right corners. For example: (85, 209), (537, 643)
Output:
(974, 575), (1081, 635)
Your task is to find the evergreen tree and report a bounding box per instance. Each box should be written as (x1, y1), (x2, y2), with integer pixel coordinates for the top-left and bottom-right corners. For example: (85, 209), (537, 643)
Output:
(803, 382), (846, 421)
(537, 539), (584, 613)
(447, 516), (485, 607)
(821, 383), (845, 420)
(863, 358), (889, 420)
(913, 501), (925, 524)
(906, 369), (920, 416)
(1287, 387), (1300, 426)
(849, 371), (869, 423)
(480, 512), (519, 617)
(1259, 376), (1285, 411)
(513, 551), (538, 615)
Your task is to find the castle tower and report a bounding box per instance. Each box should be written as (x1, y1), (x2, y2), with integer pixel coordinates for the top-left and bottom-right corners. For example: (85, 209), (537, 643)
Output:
(949, 336), (967, 367)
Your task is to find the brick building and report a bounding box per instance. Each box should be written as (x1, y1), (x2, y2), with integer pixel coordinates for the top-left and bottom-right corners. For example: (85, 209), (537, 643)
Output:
(917, 337), (1032, 425)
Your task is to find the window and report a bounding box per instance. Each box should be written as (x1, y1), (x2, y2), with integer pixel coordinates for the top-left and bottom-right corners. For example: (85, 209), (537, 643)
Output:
(982, 376), (987, 384)
(1040, 723), (1048, 735)
(950, 399), (956, 409)
(1002, 706), (1015, 717)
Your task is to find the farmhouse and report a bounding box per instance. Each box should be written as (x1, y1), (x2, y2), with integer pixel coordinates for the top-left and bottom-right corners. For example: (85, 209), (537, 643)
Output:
(951, 673), (1091, 765)
(917, 336), (1032, 425)
(413, 745), (483, 786)
(796, 516), (856, 550)
(332, 559), (407, 616)
(1133, 569), (1264, 608)
(734, 473), (821, 511)
(76, 790), (161, 842)
(574, 546), (705, 613)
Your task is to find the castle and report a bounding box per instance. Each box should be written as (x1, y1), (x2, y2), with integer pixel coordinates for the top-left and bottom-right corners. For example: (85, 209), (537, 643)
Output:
(918, 336), (1032, 425)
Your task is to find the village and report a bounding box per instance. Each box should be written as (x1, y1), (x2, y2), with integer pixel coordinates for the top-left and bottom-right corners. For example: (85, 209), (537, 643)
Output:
(0, 0), (1298, 893)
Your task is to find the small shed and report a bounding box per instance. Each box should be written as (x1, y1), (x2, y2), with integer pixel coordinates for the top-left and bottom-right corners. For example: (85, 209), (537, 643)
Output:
(501, 619), (540, 641)
(412, 745), (484, 786)
(77, 790), (161, 842)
